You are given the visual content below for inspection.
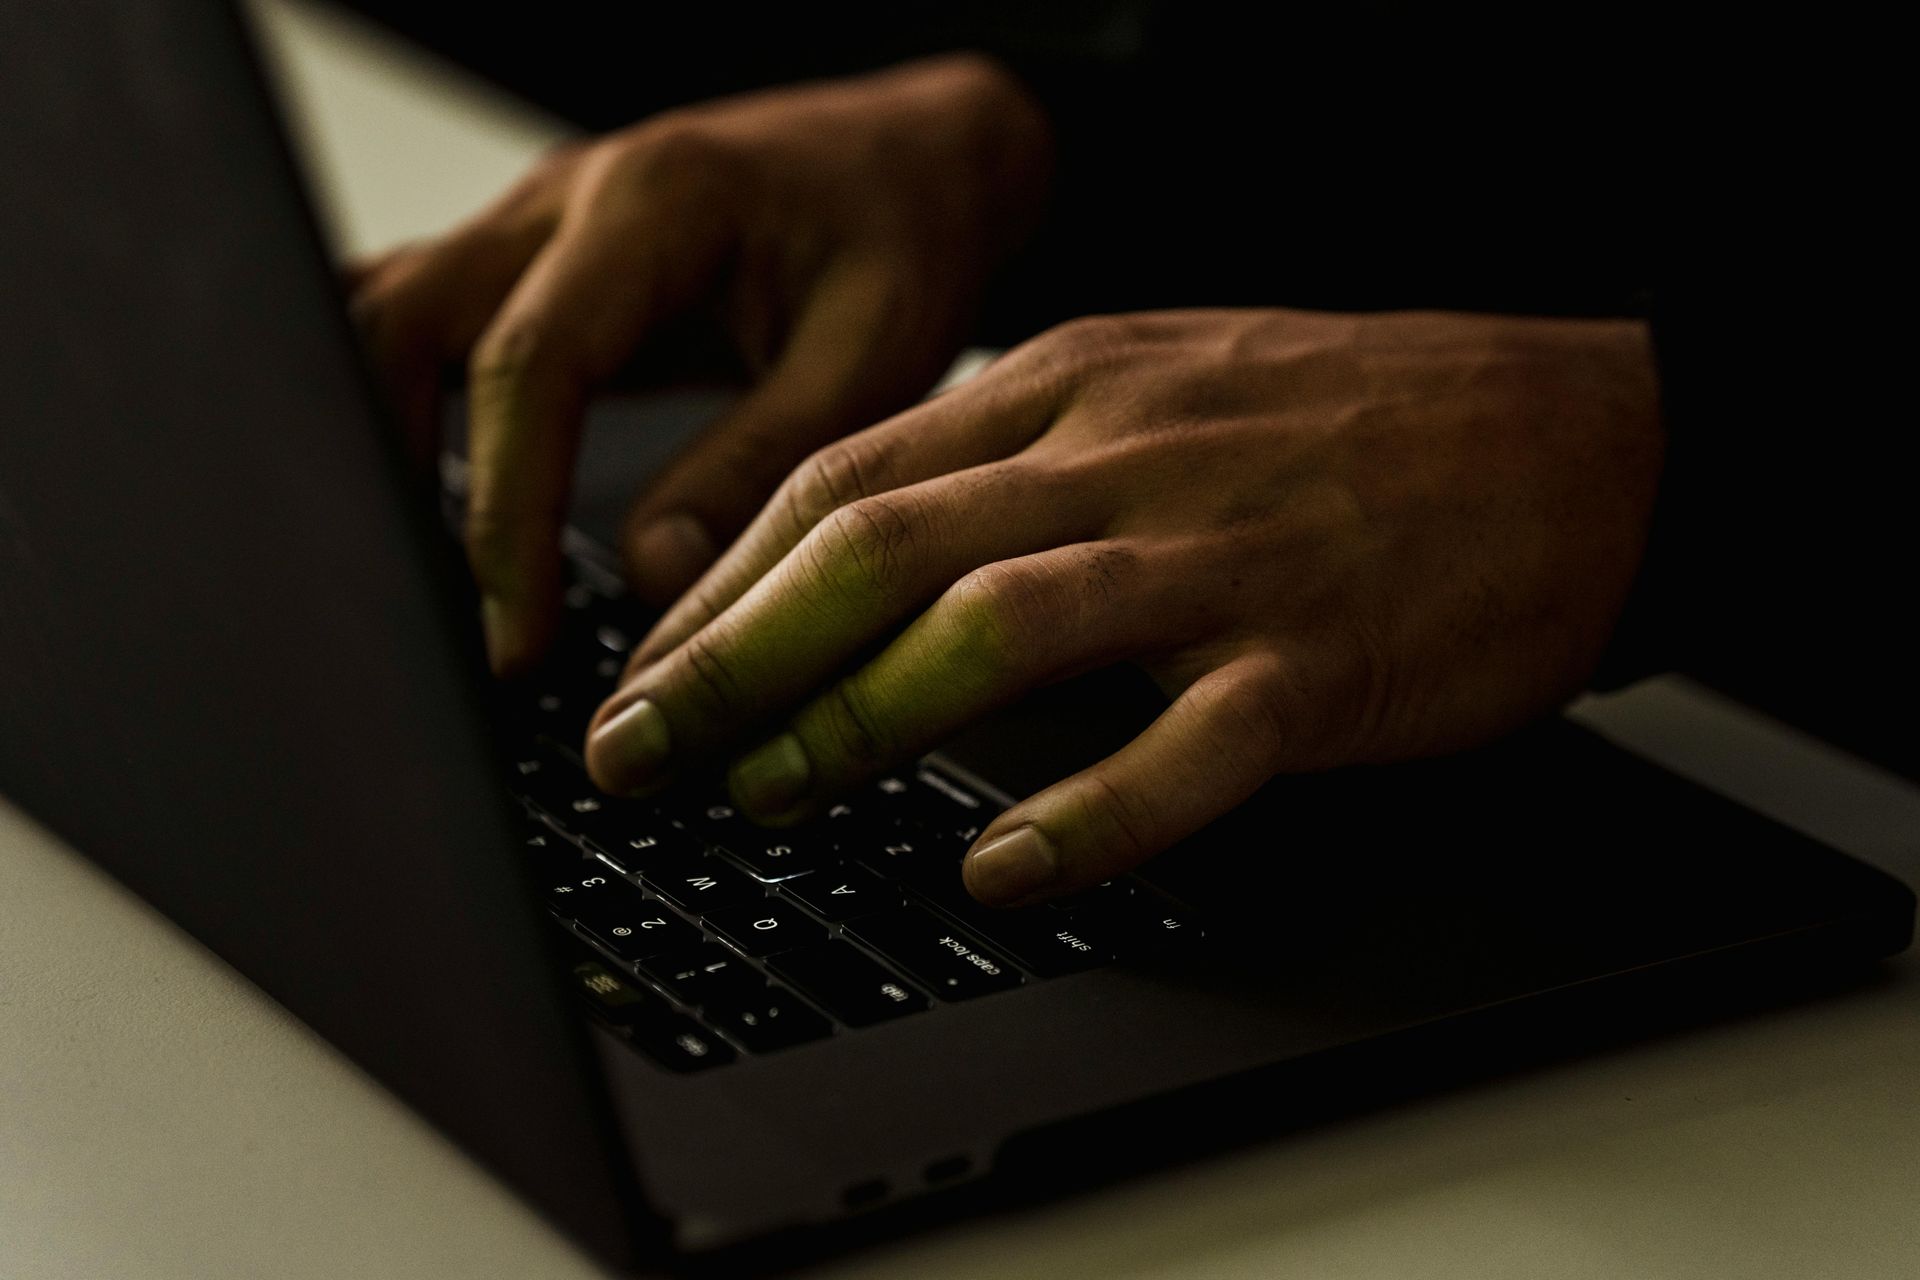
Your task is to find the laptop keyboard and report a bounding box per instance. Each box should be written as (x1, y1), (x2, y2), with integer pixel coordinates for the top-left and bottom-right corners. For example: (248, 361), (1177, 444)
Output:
(506, 551), (1203, 1072)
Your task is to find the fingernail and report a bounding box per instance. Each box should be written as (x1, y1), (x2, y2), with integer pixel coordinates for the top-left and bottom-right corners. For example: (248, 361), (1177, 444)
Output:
(629, 514), (717, 605)
(730, 733), (812, 819)
(588, 698), (671, 793)
(964, 826), (1059, 906)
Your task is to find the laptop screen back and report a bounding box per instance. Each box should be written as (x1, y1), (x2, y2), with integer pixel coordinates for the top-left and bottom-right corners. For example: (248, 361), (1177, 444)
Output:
(0, 0), (650, 1261)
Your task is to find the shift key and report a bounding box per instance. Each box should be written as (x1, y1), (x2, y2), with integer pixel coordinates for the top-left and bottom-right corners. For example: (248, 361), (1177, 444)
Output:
(844, 907), (1022, 1001)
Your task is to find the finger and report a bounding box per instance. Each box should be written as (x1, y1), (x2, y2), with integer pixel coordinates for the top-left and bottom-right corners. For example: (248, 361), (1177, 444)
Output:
(464, 182), (731, 674)
(584, 461), (1093, 794)
(347, 144), (584, 465)
(339, 241), (415, 295)
(627, 351), (1061, 672)
(961, 655), (1302, 906)
(351, 222), (551, 466)
(723, 541), (1177, 822)
(618, 255), (955, 607)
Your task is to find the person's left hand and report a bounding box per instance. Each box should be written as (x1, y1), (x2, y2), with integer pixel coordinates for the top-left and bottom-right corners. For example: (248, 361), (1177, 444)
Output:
(583, 308), (1663, 906)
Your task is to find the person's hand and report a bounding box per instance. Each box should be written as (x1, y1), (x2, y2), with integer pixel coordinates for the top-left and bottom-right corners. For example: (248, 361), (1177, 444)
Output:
(584, 309), (1662, 905)
(347, 55), (1053, 672)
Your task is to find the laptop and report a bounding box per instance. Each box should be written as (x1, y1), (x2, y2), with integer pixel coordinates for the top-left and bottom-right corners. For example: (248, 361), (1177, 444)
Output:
(1, 0), (1911, 1269)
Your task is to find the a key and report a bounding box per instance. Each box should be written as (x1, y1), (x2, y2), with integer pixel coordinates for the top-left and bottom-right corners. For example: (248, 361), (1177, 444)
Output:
(702, 900), (827, 957)
(843, 907), (1022, 1001)
(641, 853), (764, 915)
(781, 864), (899, 922)
(703, 987), (833, 1052)
(769, 943), (930, 1027)
(636, 944), (767, 1008)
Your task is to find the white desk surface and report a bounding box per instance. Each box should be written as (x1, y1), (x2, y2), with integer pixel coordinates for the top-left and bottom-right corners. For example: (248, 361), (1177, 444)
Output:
(5, 4), (1917, 1275)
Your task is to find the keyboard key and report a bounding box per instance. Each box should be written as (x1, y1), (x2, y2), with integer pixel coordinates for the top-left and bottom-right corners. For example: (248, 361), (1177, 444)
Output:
(702, 900), (827, 957)
(670, 796), (751, 846)
(782, 865), (899, 921)
(576, 901), (700, 963)
(569, 959), (655, 1027)
(576, 815), (698, 872)
(1072, 893), (1205, 952)
(906, 766), (992, 817)
(637, 943), (767, 1007)
(507, 746), (589, 816)
(543, 868), (647, 920)
(1045, 880), (1135, 913)
(704, 987), (833, 1052)
(844, 907), (1022, 1001)
(511, 751), (661, 848)
(719, 833), (831, 882)
(522, 684), (598, 746)
(641, 853), (764, 915)
(907, 871), (1105, 967)
(627, 1009), (738, 1072)
(769, 943), (930, 1027)
(856, 835), (959, 891)
(986, 911), (1114, 977)
(518, 822), (587, 877)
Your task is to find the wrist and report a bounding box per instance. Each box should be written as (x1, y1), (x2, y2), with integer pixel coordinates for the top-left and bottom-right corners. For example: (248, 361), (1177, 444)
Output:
(887, 52), (1058, 261)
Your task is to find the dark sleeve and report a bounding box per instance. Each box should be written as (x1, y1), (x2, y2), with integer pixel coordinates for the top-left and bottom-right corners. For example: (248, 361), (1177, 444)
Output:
(1582, 46), (1913, 775)
(980, 2), (1658, 336)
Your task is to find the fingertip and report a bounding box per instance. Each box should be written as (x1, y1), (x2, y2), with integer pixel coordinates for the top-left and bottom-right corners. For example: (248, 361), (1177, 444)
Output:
(480, 592), (547, 678)
(728, 732), (813, 822)
(962, 824), (1060, 907)
(624, 513), (719, 606)
(585, 696), (673, 795)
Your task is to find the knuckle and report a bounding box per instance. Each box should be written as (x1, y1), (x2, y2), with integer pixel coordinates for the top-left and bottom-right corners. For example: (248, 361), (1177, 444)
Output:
(819, 679), (893, 769)
(945, 562), (1052, 679)
(348, 275), (420, 355)
(469, 318), (556, 392)
(675, 630), (744, 717)
(1079, 771), (1158, 865)
(786, 438), (888, 529)
(461, 508), (538, 590)
(1038, 313), (1138, 367)
(1210, 665), (1295, 765)
(811, 494), (921, 596)
(531, 137), (590, 180)
(614, 122), (737, 193)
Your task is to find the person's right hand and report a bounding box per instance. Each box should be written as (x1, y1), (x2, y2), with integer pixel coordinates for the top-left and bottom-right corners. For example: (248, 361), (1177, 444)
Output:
(347, 54), (1054, 674)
